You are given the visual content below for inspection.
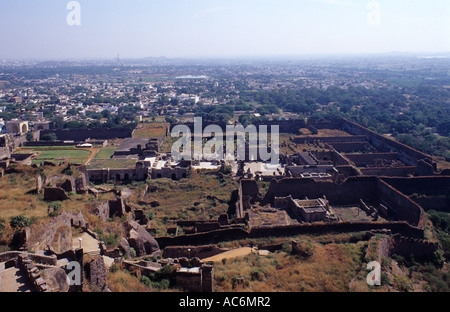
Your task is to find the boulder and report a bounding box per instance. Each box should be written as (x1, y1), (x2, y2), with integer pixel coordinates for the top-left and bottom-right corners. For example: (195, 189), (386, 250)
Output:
(118, 237), (131, 259)
(127, 224), (160, 257)
(41, 267), (70, 292)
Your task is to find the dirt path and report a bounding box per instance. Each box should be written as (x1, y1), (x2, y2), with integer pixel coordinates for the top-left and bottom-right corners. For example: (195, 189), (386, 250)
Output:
(73, 232), (100, 253)
(83, 147), (101, 165)
(201, 247), (257, 263)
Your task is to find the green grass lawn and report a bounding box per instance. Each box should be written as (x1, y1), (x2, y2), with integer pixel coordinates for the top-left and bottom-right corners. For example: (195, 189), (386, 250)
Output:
(87, 158), (137, 169)
(94, 147), (117, 159)
(31, 149), (91, 165)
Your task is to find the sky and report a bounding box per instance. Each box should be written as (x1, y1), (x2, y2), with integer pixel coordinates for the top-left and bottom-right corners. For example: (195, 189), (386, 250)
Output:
(0, 0), (448, 60)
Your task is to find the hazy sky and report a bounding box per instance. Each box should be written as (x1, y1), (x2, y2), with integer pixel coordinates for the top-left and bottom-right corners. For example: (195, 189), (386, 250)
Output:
(0, 0), (449, 60)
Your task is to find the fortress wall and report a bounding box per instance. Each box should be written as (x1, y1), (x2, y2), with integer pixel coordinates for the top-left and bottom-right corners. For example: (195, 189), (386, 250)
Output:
(156, 228), (250, 249)
(263, 176), (379, 205)
(377, 179), (425, 229)
(40, 128), (133, 141)
(170, 120), (307, 134)
(391, 234), (439, 259)
(327, 142), (370, 153)
(156, 221), (423, 248)
(162, 245), (228, 259)
(249, 222), (423, 239)
(343, 153), (400, 167)
(410, 197), (449, 212)
(360, 167), (417, 177)
(380, 176), (450, 196)
(293, 135), (367, 144)
(340, 118), (432, 165)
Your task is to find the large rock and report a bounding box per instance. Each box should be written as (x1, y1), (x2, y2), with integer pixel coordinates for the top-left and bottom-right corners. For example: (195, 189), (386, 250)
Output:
(41, 267), (70, 292)
(19, 211), (88, 253)
(127, 222), (160, 257)
(118, 237), (131, 259)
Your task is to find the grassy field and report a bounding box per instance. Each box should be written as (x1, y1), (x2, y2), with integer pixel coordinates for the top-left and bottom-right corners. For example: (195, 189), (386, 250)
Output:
(132, 123), (169, 138)
(87, 158), (137, 169)
(94, 147), (117, 159)
(32, 149), (91, 165)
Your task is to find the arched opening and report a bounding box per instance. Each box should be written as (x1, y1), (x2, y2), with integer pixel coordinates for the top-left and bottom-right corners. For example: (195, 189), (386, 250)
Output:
(171, 173), (177, 180)
(157, 174), (162, 178)
(116, 174), (121, 181)
(21, 124), (28, 133)
(182, 173), (187, 179)
(124, 173), (130, 181)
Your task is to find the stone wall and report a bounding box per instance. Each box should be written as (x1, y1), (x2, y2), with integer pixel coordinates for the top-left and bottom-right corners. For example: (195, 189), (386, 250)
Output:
(343, 153), (400, 167)
(381, 176), (450, 197)
(175, 264), (214, 292)
(359, 167), (417, 177)
(40, 128), (133, 141)
(85, 256), (107, 291)
(293, 135), (367, 144)
(18, 253), (50, 292)
(391, 234), (439, 259)
(341, 118), (432, 165)
(263, 176), (379, 206)
(162, 245), (228, 259)
(376, 179), (425, 228)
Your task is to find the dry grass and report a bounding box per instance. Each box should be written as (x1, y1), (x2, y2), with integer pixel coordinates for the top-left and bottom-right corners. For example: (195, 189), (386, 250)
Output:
(214, 240), (366, 292)
(142, 171), (238, 235)
(132, 123), (169, 138)
(107, 270), (152, 292)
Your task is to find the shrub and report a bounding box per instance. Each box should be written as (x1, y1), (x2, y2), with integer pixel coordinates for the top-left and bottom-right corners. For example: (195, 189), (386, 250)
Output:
(9, 215), (31, 229)
(140, 275), (152, 287)
(250, 269), (263, 281)
(393, 275), (413, 292)
(129, 247), (137, 258)
(109, 263), (119, 273)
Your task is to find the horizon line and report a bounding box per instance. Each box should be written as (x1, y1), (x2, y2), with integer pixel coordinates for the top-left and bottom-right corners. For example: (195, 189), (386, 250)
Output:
(2, 51), (450, 63)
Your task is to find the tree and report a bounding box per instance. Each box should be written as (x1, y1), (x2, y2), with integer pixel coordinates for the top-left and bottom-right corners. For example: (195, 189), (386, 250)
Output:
(41, 133), (58, 141)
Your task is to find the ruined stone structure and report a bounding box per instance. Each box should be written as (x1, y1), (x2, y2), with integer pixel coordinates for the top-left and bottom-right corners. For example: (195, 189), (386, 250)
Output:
(85, 256), (107, 291)
(175, 263), (214, 292)
(113, 137), (163, 159)
(5, 120), (29, 134)
(231, 175), (431, 243)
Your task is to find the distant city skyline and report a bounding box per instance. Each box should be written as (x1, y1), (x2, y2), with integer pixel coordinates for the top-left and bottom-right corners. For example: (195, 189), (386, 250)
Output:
(0, 0), (448, 60)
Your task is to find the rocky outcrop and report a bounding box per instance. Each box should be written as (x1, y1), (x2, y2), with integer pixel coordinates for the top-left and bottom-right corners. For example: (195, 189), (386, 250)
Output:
(118, 237), (131, 259)
(19, 211), (88, 253)
(41, 267), (70, 292)
(126, 221), (160, 257)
